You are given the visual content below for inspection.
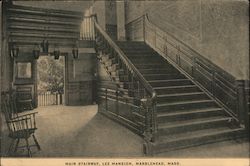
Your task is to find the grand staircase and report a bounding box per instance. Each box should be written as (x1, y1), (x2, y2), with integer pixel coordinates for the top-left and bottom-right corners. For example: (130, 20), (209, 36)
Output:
(97, 40), (245, 154)
(116, 41), (245, 153)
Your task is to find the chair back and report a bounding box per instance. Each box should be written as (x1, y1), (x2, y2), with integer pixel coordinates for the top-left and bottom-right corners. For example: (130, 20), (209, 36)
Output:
(1, 93), (30, 136)
(1, 92), (18, 120)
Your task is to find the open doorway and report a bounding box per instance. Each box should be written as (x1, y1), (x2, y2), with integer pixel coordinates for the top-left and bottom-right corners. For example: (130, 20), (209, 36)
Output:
(37, 56), (65, 107)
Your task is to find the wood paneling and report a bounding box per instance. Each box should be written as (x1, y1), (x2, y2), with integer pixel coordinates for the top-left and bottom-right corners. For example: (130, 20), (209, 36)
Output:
(126, 16), (144, 41)
(65, 52), (96, 106)
(106, 24), (117, 40)
(7, 5), (82, 47)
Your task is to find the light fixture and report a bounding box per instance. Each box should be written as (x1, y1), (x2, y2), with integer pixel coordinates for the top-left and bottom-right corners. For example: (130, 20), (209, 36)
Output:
(53, 45), (60, 60)
(72, 45), (79, 59)
(10, 43), (19, 58)
(41, 40), (49, 53)
(33, 44), (40, 59)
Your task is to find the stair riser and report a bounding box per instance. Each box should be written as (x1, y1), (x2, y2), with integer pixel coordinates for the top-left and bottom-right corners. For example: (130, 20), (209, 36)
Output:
(157, 110), (224, 123)
(155, 130), (243, 153)
(130, 59), (164, 64)
(135, 64), (174, 70)
(122, 48), (153, 52)
(132, 61), (169, 66)
(144, 74), (185, 80)
(157, 101), (217, 112)
(139, 69), (178, 75)
(121, 48), (153, 52)
(157, 93), (209, 103)
(155, 87), (201, 95)
(126, 53), (157, 58)
(149, 80), (193, 87)
(158, 120), (231, 136)
(118, 44), (149, 48)
(118, 43), (149, 47)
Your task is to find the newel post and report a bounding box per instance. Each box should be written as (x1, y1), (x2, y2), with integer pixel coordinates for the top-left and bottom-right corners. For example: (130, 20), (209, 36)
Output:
(141, 98), (154, 155)
(236, 80), (248, 129)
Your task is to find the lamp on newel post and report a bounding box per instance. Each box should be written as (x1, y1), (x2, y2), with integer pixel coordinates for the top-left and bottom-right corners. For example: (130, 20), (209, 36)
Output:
(33, 44), (40, 59)
(10, 43), (19, 58)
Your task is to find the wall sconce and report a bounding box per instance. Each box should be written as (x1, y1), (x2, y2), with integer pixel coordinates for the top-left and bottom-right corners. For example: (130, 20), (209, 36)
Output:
(53, 45), (60, 60)
(33, 44), (40, 59)
(72, 46), (79, 59)
(10, 44), (19, 58)
(41, 40), (49, 53)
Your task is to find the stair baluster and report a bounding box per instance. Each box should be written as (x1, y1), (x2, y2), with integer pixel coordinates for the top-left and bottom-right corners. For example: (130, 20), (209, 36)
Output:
(94, 19), (157, 147)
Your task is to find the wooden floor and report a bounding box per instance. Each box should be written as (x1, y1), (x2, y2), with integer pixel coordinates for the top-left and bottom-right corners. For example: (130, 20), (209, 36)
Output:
(1, 105), (249, 157)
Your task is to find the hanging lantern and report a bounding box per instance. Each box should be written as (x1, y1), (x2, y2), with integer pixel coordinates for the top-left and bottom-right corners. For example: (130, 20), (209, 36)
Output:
(53, 45), (60, 60)
(41, 40), (49, 53)
(10, 44), (19, 58)
(45, 40), (49, 53)
(33, 44), (40, 59)
(72, 45), (79, 59)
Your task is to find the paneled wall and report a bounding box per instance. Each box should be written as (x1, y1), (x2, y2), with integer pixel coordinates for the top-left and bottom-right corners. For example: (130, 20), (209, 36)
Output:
(1, 3), (13, 93)
(64, 45), (96, 106)
(125, 0), (249, 80)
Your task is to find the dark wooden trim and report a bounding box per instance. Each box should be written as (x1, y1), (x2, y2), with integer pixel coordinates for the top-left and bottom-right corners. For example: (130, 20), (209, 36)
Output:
(6, 4), (83, 47)
(8, 4), (83, 19)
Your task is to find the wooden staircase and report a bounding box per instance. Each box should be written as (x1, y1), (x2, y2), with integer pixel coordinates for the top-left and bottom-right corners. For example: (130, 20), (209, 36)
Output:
(93, 16), (248, 154)
(100, 40), (245, 154)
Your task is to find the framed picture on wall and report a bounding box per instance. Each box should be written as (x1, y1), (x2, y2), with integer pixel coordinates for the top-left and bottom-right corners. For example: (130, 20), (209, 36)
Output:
(16, 62), (32, 78)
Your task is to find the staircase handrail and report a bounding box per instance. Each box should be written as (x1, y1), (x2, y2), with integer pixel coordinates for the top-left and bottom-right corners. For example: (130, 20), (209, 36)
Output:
(144, 13), (235, 81)
(143, 13), (249, 127)
(94, 20), (156, 101)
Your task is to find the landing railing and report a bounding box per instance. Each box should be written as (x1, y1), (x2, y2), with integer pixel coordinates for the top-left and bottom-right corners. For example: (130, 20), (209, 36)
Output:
(94, 19), (158, 143)
(80, 15), (96, 40)
(126, 13), (249, 128)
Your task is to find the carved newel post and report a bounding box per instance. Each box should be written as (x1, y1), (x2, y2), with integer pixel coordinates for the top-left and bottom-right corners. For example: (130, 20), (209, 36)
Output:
(141, 98), (153, 155)
(236, 80), (248, 129)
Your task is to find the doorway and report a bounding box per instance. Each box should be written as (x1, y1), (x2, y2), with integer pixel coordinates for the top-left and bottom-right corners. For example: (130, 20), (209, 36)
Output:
(37, 56), (65, 107)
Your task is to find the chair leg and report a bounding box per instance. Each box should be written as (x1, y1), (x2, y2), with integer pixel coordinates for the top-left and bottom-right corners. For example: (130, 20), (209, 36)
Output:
(32, 134), (41, 150)
(14, 138), (20, 152)
(7, 139), (15, 156)
(25, 138), (32, 157)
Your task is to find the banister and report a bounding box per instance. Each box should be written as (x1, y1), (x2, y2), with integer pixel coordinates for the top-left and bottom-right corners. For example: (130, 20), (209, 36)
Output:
(94, 20), (156, 101)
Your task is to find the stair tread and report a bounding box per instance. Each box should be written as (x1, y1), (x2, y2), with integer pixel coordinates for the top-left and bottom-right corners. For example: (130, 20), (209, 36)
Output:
(154, 85), (197, 90)
(143, 73), (180, 76)
(139, 68), (172, 71)
(158, 116), (232, 129)
(157, 99), (214, 107)
(158, 92), (205, 98)
(157, 127), (244, 144)
(157, 107), (223, 117)
(148, 79), (190, 83)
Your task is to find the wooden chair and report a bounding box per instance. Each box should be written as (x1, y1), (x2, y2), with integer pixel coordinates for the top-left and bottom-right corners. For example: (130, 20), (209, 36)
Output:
(2, 95), (41, 157)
